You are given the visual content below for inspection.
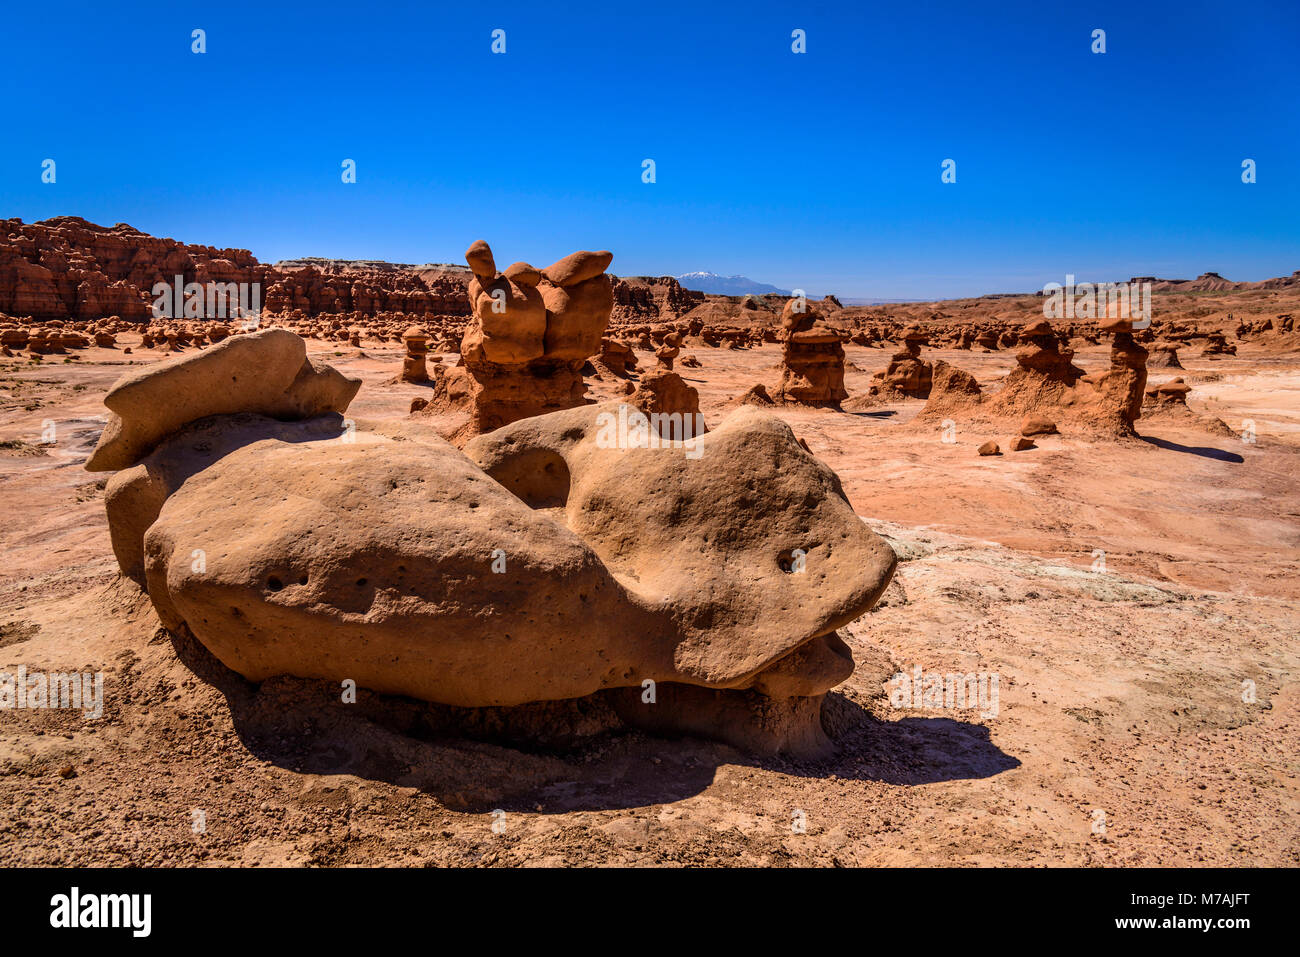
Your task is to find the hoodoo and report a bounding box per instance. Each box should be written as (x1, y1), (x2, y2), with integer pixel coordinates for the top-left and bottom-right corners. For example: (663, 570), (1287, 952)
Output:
(422, 240), (614, 440)
(774, 297), (850, 407)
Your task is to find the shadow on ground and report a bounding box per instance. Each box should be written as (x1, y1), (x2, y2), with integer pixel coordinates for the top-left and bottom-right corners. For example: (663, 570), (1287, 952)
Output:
(1139, 434), (1245, 462)
(169, 629), (1020, 814)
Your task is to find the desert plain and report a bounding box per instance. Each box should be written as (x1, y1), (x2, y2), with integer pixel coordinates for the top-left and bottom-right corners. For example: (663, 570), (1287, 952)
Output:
(0, 226), (1297, 867)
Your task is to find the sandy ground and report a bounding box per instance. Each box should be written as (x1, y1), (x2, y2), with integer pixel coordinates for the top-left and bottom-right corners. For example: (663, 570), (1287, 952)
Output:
(0, 337), (1296, 866)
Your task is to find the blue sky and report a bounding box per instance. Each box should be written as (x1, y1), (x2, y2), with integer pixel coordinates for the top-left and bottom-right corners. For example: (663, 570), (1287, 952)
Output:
(2, 0), (1297, 299)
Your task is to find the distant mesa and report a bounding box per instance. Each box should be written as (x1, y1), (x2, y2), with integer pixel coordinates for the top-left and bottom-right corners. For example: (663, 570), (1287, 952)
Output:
(274, 258), (470, 274)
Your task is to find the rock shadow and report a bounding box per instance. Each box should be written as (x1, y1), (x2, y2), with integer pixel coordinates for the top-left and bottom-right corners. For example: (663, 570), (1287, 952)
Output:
(1139, 434), (1245, 462)
(168, 629), (1020, 814)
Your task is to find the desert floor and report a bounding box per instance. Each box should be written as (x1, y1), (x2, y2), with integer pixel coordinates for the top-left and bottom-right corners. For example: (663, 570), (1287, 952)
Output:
(1, 338), (1296, 866)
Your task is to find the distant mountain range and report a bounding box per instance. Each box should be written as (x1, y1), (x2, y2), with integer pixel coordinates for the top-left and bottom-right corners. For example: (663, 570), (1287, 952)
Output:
(676, 272), (791, 296)
(675, 272), (912, 306)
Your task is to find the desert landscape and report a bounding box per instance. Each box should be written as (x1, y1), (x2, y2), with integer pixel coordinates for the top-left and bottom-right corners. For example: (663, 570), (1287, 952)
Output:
(0, 217), (1296, 867)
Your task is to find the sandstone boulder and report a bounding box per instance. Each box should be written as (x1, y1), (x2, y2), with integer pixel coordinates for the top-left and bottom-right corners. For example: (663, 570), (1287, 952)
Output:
(1020, 416), (1058, 436)
(90, 331), (892, 757)
(85, 328), (360, 472)
(465, 402), (895, 691)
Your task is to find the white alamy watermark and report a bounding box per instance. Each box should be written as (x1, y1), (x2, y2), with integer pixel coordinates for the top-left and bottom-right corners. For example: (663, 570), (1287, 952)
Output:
(595, 404), (707, 460)
(889, 665), (999, 719)
(0, 667), (103, 719)
(151, 275), (261, 320)
(1042, 274), (1151, 329)
(49, 887), (150, 937)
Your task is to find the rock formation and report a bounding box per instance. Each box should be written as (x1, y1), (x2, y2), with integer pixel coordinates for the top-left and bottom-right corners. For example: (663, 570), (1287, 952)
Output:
(626, 367), (706, 424)
(1141, 376), (1236, 436)
(655, 333), (681, 371)
(909, 316), (1154, 437)
(1079, 317), (1148, 430)
(1200, 332), (1237, 357)
(1145, 377), (1192, 406)
(731, 384), (776, 408)
(913, 359), (982, 418)
(401, 325), (432, 382)
(9, 217), (1300, 378)
(83, 328), (359, 473)
(774, 298), (849, 407)
(85, 329), (895, 758)
(1147, 342), (1184, 369)
(424, 241), (614, 439)
(0, 216), (471, 326)
(592, 336), (638, 378)
(984, 319), (1088, 421)
(0, 217), (256, 322)
(463, 401), (891, 753)
(610, 275), (704, 324)
(869, 325), (934, 399)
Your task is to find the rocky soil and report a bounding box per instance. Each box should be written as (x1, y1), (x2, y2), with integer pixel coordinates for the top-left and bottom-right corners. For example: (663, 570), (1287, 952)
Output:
(0, 328), (1296, 867)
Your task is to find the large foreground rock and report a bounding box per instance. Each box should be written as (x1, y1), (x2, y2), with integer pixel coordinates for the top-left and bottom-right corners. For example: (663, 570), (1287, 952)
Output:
(464, 402), (894, 685)
(91, 330), (895, 756)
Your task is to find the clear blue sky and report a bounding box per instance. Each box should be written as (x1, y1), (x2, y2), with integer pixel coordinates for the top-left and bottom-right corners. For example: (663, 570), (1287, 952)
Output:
(3, 0), (1297, 299)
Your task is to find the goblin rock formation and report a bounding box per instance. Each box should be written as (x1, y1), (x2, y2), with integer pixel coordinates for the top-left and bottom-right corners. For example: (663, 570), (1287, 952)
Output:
(774, 298), (849, 407)
(423, 241), (614, 438)
(86, 329), (892, 757)
(869, 325), (934, 399)
(1147, 342), (1183, 369)
(913, 317), (1153, 437)
(1079, 316), (1149, 430)
(1141, 376), (1236, 436)
(401, 325), (432, 382)
(983, 319), (1088, 421)
(592, 336), (638, 378)
(1200, 331), (1237, 357)
(654, 332), (681, 371)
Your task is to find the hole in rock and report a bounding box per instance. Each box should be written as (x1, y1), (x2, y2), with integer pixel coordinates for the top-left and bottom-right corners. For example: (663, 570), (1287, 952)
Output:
(777, 550), (801, 573)
(482, 448), (571, 510)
